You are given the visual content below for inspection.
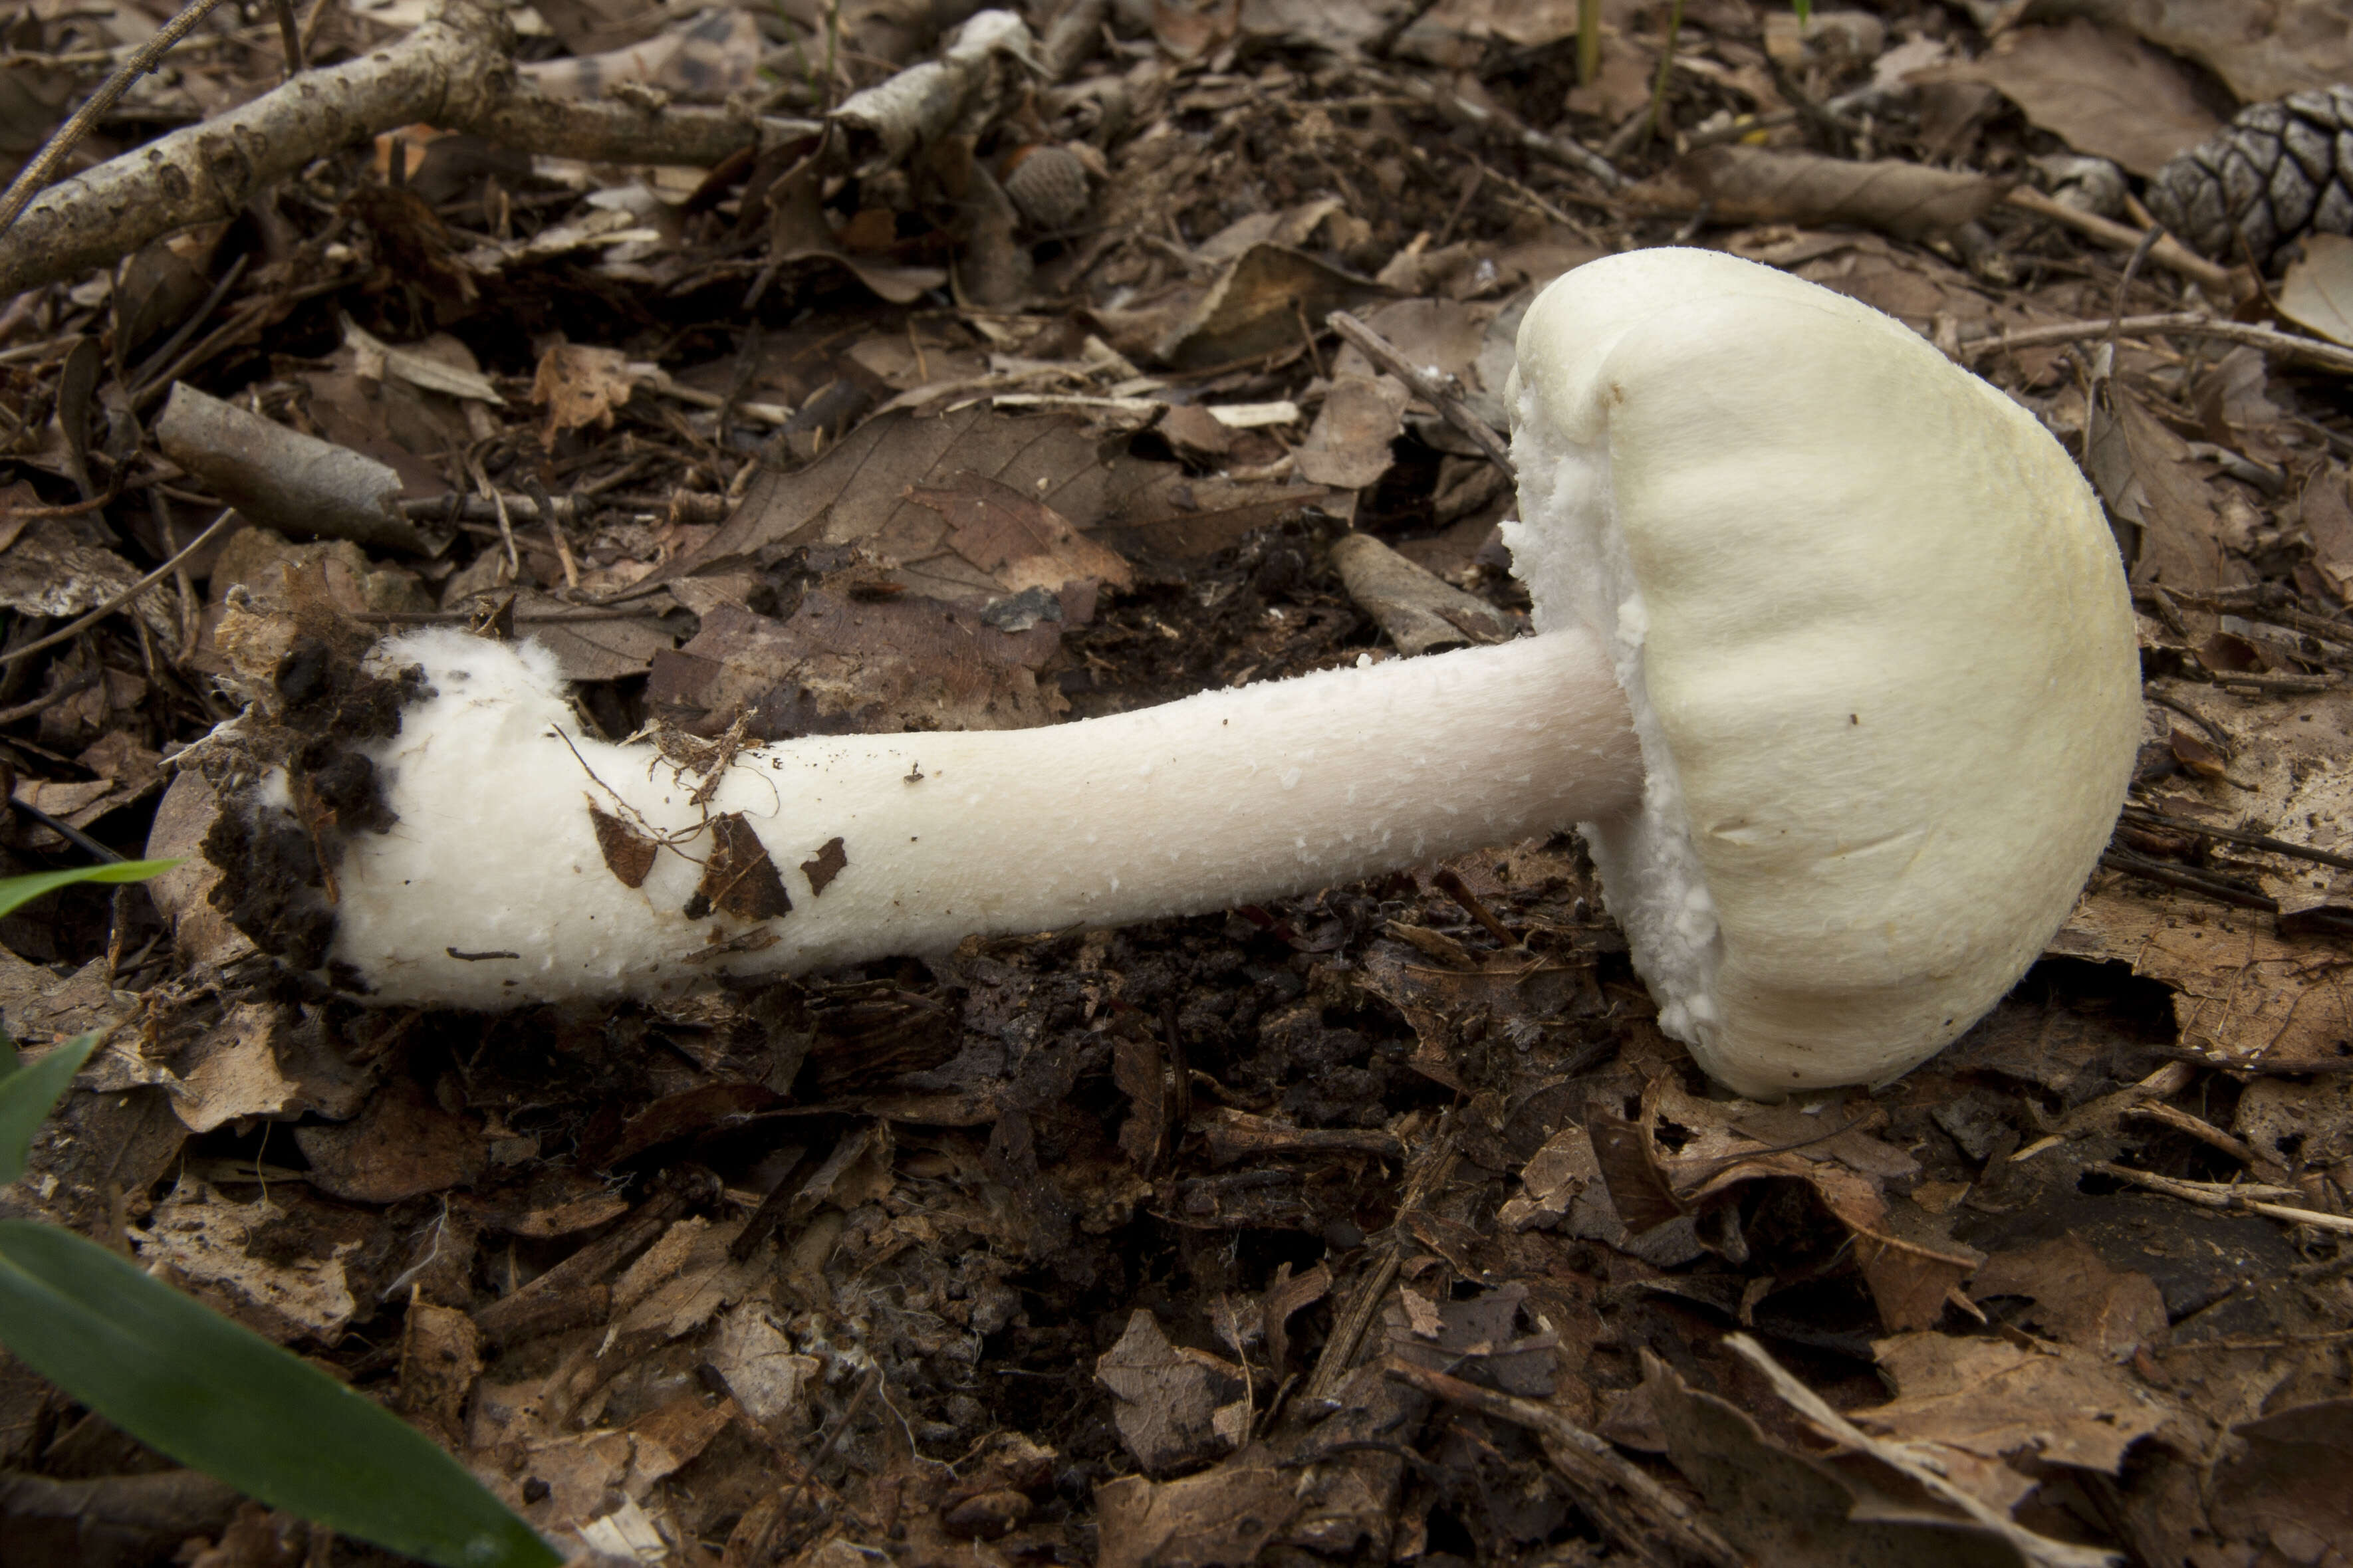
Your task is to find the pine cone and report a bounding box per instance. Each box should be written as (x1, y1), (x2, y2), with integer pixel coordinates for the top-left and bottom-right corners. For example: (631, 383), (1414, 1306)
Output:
(2146, 86), (2353, 267)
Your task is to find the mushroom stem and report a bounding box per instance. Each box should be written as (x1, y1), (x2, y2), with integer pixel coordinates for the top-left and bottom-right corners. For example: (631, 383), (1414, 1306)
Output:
(337, 624), (1639, 1005)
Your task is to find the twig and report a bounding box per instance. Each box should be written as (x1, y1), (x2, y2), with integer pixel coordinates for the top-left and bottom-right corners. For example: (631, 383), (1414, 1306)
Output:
(1383, 1359), (1741, 1568)
(0, 667), (100, 725)
(9, 795), (125, 863)
(0, 0), (820, 296)
(2118, 804), (2353, 873)
(1362, 66), (1622, 191)
(1326, 310), (1514, 478)
(2003, 187), (2239, 298)
(1723, 1336), (2121, 1568)
(1960, 310), (2353, 377)
(2090, 1161), (2353, 1235)
(0, 508), (235, 671)
(2098, 847), (2278, 913)
(0, 0), (237, 243)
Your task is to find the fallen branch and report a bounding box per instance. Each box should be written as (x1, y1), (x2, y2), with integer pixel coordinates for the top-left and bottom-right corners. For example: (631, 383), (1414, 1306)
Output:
(0, 0), (816, 298)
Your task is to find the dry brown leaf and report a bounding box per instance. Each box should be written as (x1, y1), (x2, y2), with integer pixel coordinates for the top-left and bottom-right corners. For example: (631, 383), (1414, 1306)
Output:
(531, 342), (638, 449)
(1925, 19), (2220, 176)
(679, 404), (1324, 602)
(1628, 146), (2012, 241)
(1970, 1234), (2168, 1359)
(2060, 681), (2353, 1068)
(1293, 374), (1408, 491)
(2209, 1399), (2353, 1563)
(1861, 1333), (2177, 1478)
(2277, 233), (2353, 346)
(2084, 380), (2225, 599)
(2050, 0), (2353, 106)
(904, 471), (1136, 595)
(293, 1079), (487, 1204)
(1642, 1349), (2092, 1568)
(645, 596), (1064, 738)
(1094, 1309), (1249, 1474)
(1094, 1454), (1300, 1568)
(1153, 245), (1392, 370)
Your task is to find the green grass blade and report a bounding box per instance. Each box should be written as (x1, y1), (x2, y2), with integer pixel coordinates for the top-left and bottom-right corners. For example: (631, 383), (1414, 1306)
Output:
(0, 1032), (98, 1180)
(0, 859), (182, 919)
(0, 1222), (558, 1568)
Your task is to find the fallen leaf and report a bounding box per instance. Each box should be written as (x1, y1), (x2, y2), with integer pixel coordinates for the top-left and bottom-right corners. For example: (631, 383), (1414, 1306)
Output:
(646, 595), (1065, 738)
(1094, 1454), (1299, 1568)
(1971, 1234), (2169, 1360)
(2210, 1399), (2353, 1563)
(1861, 1331), (2177, 1480)
(685, 812), (792, 922)
(905, 471), (1135, 595)
(2084, 380), (2225, 600)
(531, 341), (640, 448)
(1927, 20), (2220, 177)
(2278, 233), (2353, 346)
(2062, 0), (2353, 105)
(294, 1079), (487, 1203)
(1293, 374), (1408, 491)
(1094, 1309), (1249, 1474)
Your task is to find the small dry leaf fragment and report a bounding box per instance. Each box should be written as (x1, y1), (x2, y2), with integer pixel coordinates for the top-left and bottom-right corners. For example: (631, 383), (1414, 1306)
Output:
(685, 812), (792, 921)
(2169, 727), (2229, 779)
(531, 342), (640, 449)
(588, 799), (658, 888)
(801, 836), (847, 895)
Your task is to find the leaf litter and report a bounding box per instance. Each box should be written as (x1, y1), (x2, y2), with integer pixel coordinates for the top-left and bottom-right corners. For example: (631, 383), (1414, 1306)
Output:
(0, 1), (2351, 1565)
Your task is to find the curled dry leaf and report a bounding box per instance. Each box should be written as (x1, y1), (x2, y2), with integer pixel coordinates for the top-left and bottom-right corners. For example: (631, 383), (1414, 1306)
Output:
(1628, 146), (2013, 242)
(531, 342), (640, 449)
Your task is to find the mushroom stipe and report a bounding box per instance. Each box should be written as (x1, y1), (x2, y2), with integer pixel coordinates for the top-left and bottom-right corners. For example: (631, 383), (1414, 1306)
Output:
(183, 249), (2140, 1098)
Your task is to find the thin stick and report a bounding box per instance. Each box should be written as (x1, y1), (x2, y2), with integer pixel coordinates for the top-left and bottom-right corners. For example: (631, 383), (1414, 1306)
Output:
(2004, 186), (2239, 297)
(1326, 310), (1515, 478)
(268, 0), (307, 75)
(1384, 1357), (1742, 1568)
(0, 0), (237, 241)
(2090, 1161), (2353, 1235)
(1961, 310), (2353, 376)
(0, 667), (100, 725)
(0, 508), (234, 670)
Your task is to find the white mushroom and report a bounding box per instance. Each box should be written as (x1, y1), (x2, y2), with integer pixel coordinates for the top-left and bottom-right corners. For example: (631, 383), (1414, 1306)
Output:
(196, 249), (2140, 1096)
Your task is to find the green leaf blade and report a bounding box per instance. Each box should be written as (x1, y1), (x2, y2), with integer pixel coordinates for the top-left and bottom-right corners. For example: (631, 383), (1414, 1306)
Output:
(0, 859), (182, 920)
(0, 1222), (558, 1568)
(0, 1032), (98, 1180)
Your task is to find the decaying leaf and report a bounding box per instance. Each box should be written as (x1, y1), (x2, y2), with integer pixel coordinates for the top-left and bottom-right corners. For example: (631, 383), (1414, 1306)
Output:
(1094, 1309), (1250, 1474)
(686, 812), (791, 922)
(531, 341), (640, 448)
(800, 836), (847, 896)
(2084, 380), (2225, 600)
(587, 798), (658, 888)
(905, 469), (1135, 595)
(1924, 19), (2219, 176)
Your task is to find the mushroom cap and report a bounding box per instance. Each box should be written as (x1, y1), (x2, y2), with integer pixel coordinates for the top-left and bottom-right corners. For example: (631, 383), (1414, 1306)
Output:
(1505, 249), (2141, 1097)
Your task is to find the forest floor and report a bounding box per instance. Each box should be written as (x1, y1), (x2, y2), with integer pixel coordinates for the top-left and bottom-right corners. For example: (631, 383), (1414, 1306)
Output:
(1, 1), (2351, 1565)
